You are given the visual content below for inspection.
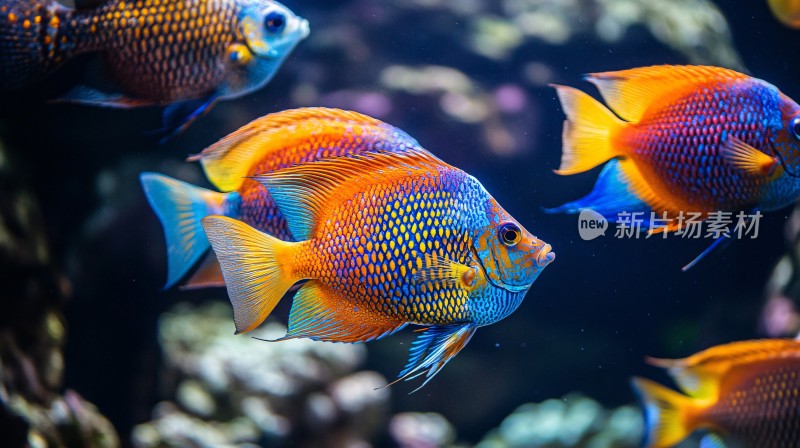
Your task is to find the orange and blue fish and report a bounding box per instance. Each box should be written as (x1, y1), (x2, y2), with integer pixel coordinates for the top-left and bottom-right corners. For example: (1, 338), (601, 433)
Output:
(202, 149), (555, 390)
(141, 108), (424, 289)
(0, 0), (308, 136)
(547, 65), (800, 264)
(633, 339), (800, 448)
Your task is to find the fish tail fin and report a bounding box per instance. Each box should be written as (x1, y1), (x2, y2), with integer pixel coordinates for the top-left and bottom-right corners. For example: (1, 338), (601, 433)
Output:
(139, 173), (228, 289)
(0, 0), (77, 89)
(202, 216), (299, 334)
(551, 84), (626, 175)
(632, 377), (700, 448)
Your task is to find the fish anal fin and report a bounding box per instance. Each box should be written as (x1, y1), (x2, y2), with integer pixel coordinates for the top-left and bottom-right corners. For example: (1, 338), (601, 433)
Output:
(281, 281), (406, 343)
(201, 216), (299, 334)
(721, 136), (779, 177)
(181, 252), (226, 290)
(395, 324), (477, 392)
(616, 159), (676, 219)
(254, 150), (444, 241)
(157, 95), (219, 143)
(188, 107), (423, 192)
(631, 377), (701, 448)
(587, 65), (748, 122)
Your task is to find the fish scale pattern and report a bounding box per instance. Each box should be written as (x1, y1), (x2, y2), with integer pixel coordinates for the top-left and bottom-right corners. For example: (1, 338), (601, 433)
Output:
(706, 362), (800, 447)
(624, 79), (783, 213)
(232, 121), (421, 241)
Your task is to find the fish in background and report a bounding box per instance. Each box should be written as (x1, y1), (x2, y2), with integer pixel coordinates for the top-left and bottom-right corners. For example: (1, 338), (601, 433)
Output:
(769, 0), (800, 28)
(633, 339), (800, 448)
(141, 108), (423, 289)
(202, 149), (555, 390)
(547, 65), (800, 267)
(0, 0), (309, 137)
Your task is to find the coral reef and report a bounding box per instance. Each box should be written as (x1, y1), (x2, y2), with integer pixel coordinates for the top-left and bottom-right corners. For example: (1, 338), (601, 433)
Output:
(0, 141), (119, 448)
(133, 301), (390, 447)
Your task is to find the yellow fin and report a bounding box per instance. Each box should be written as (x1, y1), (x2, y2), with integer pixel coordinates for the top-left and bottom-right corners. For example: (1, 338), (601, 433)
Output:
(253, 150), (445, 241)
(188, 108), (420, 192)
(201, 216), (299, 334)
(648, 339), (800, 398)
(631, 377), (700, 448)
(721, 136), (780, 177)
(587, 65), (748, 122)
(615, 159), (678, 220)
(414, 253), (478, 289)
(551, 85), (626, 175)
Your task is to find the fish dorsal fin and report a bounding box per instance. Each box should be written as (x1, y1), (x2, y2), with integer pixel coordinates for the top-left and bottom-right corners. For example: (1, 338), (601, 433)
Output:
(188, 107), (422, 192)
(254, 150), (446, 241)
(586, 65), (748, 122)
(647, 339), (800, 398)
(395, 324), (478, 392)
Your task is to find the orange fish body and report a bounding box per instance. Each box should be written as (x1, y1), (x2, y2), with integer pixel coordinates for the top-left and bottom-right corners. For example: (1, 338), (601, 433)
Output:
(202, 149), (554, 389)
(549, 65), (800, 231)
(634, 339), (800, 447)
(141, 108), (423, 288)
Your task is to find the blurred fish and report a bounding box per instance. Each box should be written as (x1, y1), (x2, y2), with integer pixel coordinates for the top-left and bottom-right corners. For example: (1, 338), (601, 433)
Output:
(548, 66), (800, 265)
(0, 0), (309, 136)
(201, 150), (555, 389)
(140, 108), (422, 289)
(633, 339), (800, 448)
(769, 0), (800, 28)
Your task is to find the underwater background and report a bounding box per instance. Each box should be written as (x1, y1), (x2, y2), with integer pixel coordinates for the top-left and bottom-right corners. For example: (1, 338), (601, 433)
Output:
(2, 0), (800, 446)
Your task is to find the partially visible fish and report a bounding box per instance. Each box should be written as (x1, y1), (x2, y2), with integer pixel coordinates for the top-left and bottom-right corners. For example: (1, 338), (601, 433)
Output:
(633, 339), (800, 447)
(769, 0), (800, 27)
(140, 108), (422, 289)
(0, 0), (309, 135)
(202, 149), (555, 390)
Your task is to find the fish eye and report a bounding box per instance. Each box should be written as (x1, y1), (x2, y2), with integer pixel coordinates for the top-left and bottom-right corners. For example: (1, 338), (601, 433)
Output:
(264, 11), (286, 33)
(498, 222), (522, 247)
(792, 117), (800, 141)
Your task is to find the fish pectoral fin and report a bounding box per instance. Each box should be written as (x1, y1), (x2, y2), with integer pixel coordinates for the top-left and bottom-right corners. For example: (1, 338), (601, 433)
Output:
(188, 108), (426, 192)
(586, 65), (747, 122)
(414, 253), (476, 288)
(279, 280), (407, 343)
(253, 150), (444, 241)
(392, 324), (477, 393)
(155, 95), (219, 144)
(721, 136), (779, 177)
(201, 216), (298, 334)
(181, 252), (226, 290)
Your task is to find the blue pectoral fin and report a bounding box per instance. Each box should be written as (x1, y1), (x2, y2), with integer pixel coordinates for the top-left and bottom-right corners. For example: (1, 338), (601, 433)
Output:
(392, 324), (477, 393)
(544, 159), (651, 219)
(156, 95), (219, 143)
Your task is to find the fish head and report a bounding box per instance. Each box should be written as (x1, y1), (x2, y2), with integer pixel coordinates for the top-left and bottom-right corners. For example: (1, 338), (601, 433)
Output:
(238, 1), (309, 60)
(774, 92), (800, 178)
(472, 195), (554, 293)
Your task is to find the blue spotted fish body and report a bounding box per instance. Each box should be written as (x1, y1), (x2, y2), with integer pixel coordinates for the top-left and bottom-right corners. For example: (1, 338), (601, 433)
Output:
(202, 149), (555, 389)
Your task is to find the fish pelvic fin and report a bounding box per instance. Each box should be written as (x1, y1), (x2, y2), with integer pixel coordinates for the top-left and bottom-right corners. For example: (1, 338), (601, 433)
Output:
(202, 216), (300, 334)
(393, 324), (477, 393)
(276, 280), (407, 343)
(140, 173), (227, 289)
(551, 84), (626, 175)
(632, 377), (704, 448)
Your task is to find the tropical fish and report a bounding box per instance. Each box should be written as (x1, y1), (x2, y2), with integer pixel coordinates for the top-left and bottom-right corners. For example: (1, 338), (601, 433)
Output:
(0, 0), (309, 135)
(140, 108), (423, 289)
(201, 150), (555, 389)
(633, 339), (800, 448)
(769, 0), (800, 28)
(547, 66), (800, 250)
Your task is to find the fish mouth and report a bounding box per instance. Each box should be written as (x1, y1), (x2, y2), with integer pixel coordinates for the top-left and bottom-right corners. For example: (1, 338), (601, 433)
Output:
(536, 244), (555, 268)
